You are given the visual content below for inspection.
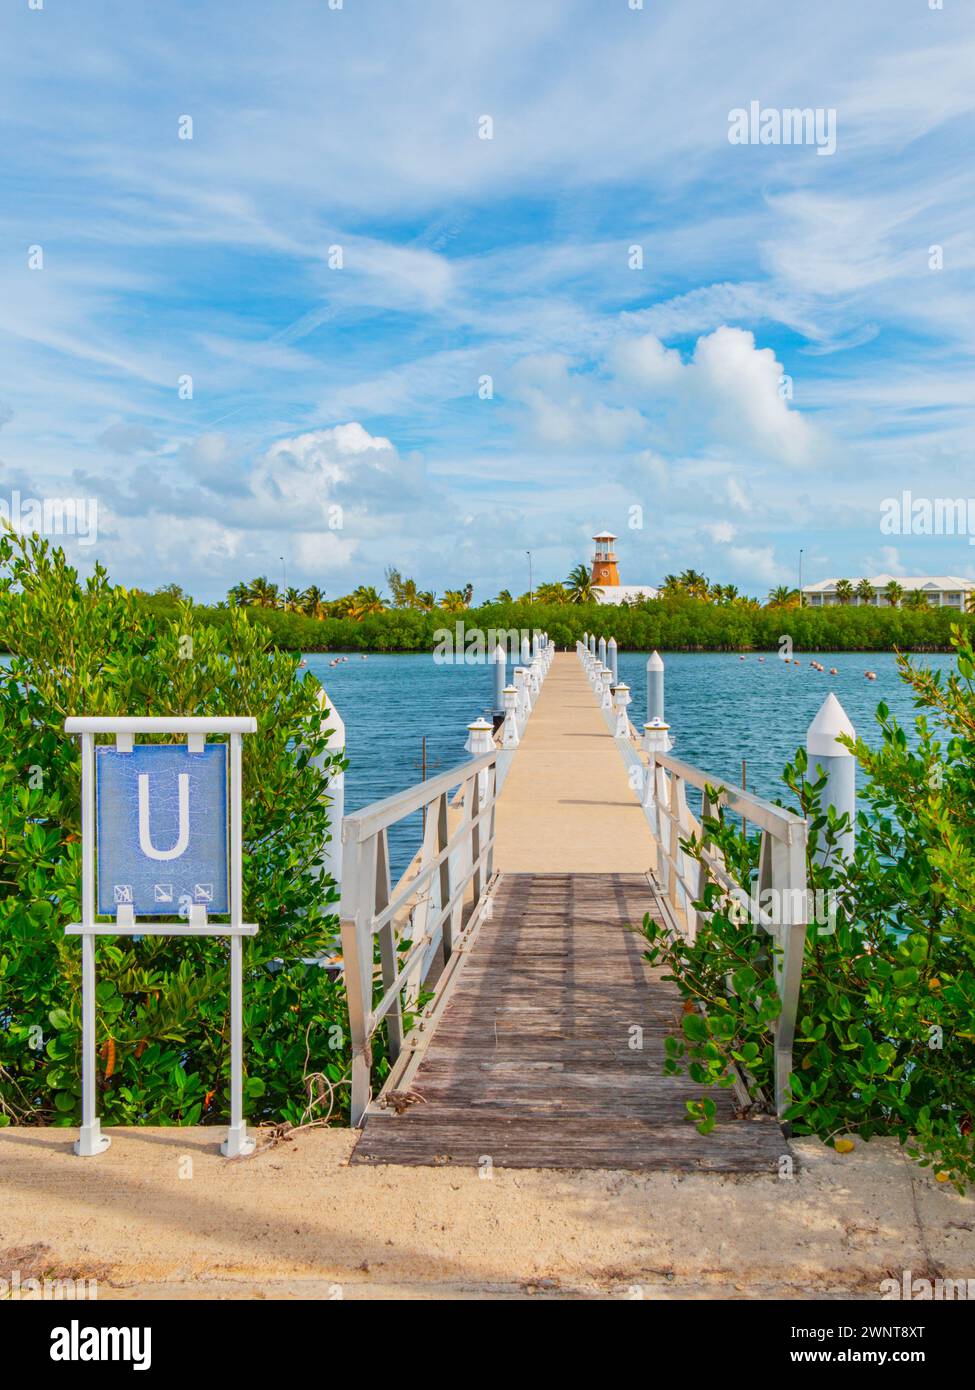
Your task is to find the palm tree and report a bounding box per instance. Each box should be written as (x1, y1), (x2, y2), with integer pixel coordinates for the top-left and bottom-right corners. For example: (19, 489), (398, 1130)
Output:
(385, 567), (429, 610)
(679, 569), (710, 600)
(493, 589), (513, 604)
(227, 581), (248, 607)
(535, 581), (568, 605)
(462, 582), (474, 606)
(766, 585), (799, 608)
(966, 590), (975, 614)
(903, 589), (931, 610)
(302, 585), (327, 619)
(659, 573), (685, 600)
(348, 585), (386, 619)
(242, 576), (280, 608)
(565, 563), (600, 604)
(883, 580), (905, 609)
(833, 579), (855, 605)
(282, 586), (304, 612)
(855, 578), (875, 606)
(416, 590), (436, 611)
(439, 589), (469, 613)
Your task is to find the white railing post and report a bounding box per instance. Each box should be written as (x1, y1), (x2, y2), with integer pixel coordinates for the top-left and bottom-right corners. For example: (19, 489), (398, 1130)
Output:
(339, 832), (376, 1127)
(502, 684), (520, 748)
(608, 636), (618, 684)
(597, 635), (607, 668)
(806, 693), (856, 865)
(613, 682), (631, 737)
(514, 666), (530, 725)
(314, 687), (345, 889)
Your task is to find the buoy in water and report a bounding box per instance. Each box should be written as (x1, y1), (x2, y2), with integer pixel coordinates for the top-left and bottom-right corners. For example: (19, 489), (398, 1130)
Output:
(830, 667), (838, 675)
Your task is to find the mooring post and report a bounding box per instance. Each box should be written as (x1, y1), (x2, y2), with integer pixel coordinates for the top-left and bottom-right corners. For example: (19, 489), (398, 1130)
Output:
(597, 635), (607, 668)
(589, 633), (596, 657)
(608, 636), (618, 684)
(502, 684), (520, 747)
(514, 666), (530, 726)
(647, 650), (664, 724)
(806, 693), (856, 864)
(521, 634), (531, 666)
(613, 682), (631, 736)
(600, 666), (612, 711)
(491, 642), (507, 717)
(314, 686), (346, 890)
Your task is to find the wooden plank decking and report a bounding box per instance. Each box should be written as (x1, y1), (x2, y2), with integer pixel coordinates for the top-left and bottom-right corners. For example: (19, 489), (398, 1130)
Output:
(352, 872), (787, 1171)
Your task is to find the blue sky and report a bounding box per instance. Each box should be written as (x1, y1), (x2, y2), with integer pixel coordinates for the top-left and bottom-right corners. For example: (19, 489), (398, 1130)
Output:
(1, 0), (973, 601)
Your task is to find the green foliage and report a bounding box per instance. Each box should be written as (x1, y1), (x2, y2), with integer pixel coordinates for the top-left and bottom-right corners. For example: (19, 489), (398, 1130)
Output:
(0, 531), (369, 1130)
(642, 630), (975, 1187)
(102, 595), (974, 654)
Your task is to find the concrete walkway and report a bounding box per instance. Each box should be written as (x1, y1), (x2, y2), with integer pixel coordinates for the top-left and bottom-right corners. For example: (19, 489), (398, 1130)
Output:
(493, 652), (652, 873)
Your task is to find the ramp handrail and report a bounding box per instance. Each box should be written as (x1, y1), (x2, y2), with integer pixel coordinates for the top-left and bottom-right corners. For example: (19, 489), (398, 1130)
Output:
(339, 752), (498, 1125)
(648, 749), (808, 1119)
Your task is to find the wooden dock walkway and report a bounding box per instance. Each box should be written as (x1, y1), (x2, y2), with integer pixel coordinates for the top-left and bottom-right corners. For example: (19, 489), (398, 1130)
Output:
(352, 872), (785, 1169)
(351, 656), (786, 1172)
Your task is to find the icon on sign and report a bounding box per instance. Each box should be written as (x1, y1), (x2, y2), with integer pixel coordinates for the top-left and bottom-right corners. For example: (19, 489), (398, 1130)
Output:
(113, 884), (133, 904)
(153, 883), (174, 903)
(194, 883), (214, 903)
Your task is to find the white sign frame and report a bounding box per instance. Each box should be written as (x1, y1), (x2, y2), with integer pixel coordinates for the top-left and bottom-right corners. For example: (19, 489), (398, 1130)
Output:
(64, 716), (258, 1159)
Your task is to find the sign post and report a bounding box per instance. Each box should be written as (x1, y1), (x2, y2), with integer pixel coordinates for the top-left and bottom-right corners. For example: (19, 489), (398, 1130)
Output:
(63, 716), (258, 1158)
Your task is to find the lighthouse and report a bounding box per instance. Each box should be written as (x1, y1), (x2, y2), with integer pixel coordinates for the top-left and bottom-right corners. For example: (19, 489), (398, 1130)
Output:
(590, 530), (658, 606)
(590, 532), (620, 588)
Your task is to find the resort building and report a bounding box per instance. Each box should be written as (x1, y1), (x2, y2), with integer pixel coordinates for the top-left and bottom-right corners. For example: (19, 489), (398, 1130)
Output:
(590, 531), (659, 605)
(801, 575), (974, 609)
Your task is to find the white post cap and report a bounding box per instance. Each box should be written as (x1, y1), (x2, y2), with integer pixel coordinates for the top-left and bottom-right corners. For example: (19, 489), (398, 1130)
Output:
(646, 651), (664, 671)
(807, 692), (855, 758)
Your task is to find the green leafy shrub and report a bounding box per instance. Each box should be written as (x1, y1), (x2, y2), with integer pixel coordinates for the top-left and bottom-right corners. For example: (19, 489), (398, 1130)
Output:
(642, 630), (975, 1188)
(0, 531), (370, 1130)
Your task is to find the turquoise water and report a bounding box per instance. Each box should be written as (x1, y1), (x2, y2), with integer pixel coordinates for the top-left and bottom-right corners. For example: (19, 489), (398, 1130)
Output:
(305, 649), (946, 878)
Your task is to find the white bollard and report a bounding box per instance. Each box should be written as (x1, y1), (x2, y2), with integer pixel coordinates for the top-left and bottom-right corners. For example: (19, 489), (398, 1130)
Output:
(514, 667), (530, 725)
(491, 643), (507, 716)
(647, 650), (665, 724)
(589, 633), (596, 656)
(608, 636), (618, 684)
(613, 682), (631, 736)
(314, 687), (345, 889)
(521, 634), (531, 666)
(598, 635), (607, 668)
(465, 717), (495, 803)
(532, 632), (541, 661)
(807, 693), (856, 864)
(502, 684), (520, 748)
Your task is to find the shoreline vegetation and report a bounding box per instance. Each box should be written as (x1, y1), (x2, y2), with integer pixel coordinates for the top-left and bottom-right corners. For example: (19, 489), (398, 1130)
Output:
(2, 559), (969, 653)
(131, 592), (969, 654)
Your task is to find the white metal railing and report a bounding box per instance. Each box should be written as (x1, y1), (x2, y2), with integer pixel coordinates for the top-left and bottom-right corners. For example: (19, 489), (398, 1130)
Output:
(339, 751), (499, 1125)
(648, 751), (808, 1120)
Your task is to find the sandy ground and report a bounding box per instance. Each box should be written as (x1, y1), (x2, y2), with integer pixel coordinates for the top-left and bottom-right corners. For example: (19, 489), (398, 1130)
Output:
(1, 1127), (972, 1300)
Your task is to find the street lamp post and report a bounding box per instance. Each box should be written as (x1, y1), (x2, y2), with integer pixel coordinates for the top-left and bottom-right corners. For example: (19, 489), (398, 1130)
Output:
(798, 549), (803, 607)
(526, 550), (533, 604)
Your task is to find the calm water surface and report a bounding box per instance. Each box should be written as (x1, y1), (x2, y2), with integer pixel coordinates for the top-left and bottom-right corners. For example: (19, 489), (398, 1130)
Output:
(306, 649), (947, 878)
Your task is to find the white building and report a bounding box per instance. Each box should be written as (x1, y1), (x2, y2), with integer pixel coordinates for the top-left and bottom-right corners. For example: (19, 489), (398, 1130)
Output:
(801, 575), (974, 609)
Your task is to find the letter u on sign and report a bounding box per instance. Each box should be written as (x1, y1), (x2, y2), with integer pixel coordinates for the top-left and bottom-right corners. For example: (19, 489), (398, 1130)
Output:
(138, 772), (190, 859)
(96, 744), (230, 915)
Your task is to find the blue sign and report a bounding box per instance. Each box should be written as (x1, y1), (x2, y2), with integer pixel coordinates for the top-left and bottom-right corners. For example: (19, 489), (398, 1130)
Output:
(96, 744), (229, 917)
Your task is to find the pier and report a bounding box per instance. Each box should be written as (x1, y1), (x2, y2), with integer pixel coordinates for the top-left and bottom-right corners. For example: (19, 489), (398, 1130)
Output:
(340, 641), (817, 1172)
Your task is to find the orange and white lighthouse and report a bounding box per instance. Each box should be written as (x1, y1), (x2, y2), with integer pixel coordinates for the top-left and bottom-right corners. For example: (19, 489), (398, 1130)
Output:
(590, 531), (620, 588)
(590, 530), (658, 605)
